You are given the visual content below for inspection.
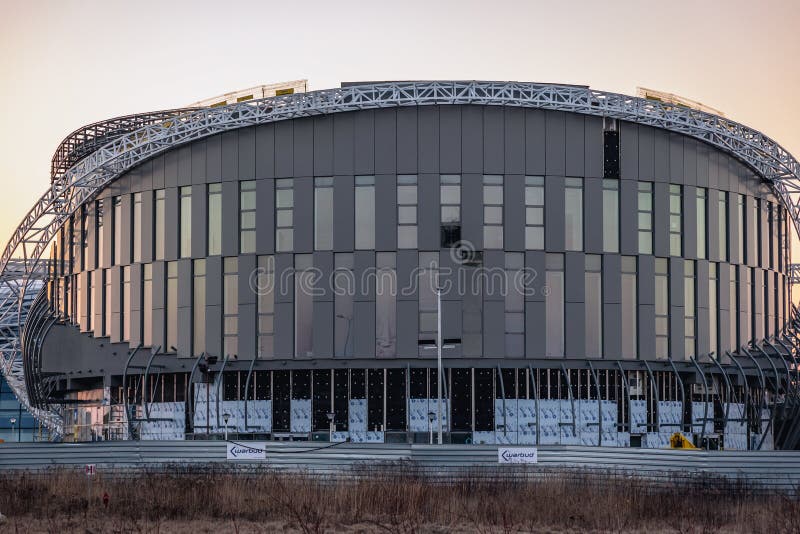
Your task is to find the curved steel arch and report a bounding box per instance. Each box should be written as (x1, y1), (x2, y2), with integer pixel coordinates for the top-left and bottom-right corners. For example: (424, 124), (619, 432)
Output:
(3, 80), (800, 434)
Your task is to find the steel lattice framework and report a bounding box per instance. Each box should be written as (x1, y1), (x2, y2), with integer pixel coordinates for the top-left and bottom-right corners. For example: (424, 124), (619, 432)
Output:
(3, 80), (800, 436)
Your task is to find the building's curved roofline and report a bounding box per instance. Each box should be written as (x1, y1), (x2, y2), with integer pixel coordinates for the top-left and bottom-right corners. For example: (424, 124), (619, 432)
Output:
(4, 80), (800, 435)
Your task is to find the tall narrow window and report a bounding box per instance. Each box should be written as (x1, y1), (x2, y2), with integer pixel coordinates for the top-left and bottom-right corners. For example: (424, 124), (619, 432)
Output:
(669, 185), (682, 256)
(736, 194), (744, 262)
(240, 180), (256, 254)
(334, 253), (354, 357)
(122, 266), (131, 342)
(376, 252), (397, 357)
(256, 256), (274, 358)
(314, 177), (333, 250)
(418, 252), (439, 349)
(603, 118), (620, 179)
(355, 176), (375, 249)
(95, 199), (104, 267)
(483, 175), (504, 249)
(752, 199), (761, 266)
(685, 261), (695, 360)
(132, 193), (142, 263)
(440, 175), (461, 248)
(295, 254), (313, 357)
(193, 260), (206, 356)
(103, 269), (111, 337)
(505, 253), (525, 357)
(709, 263), (718, 358)
(207, 184), (222, 255)
(275, 179), (293, 252)
(602, 179), (619, 253)
(166, 262), (178, 351)
(545, 254), (564, 357)
(112, 196), (122, 265)
(564, 178), (583, 251)
(638, 183), (653, 254)
(223, 257), (238, 357)
(143, 264), (152, 347)
(154, 190), (165, 260)
(397, 175), (418, 249)
(179, 186), (192, 258)
(621, 256), (637, 359)
(655, 259), (669, 359)
(696, 188), (707, 259)
(525, 176), (545, 250)
(585, 255), (602, 357)
(718, 191), (728, 261)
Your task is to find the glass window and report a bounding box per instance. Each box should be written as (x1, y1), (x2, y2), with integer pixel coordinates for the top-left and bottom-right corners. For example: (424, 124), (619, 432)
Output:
(669, 185), (682, 256)
(696, 188), (707, 259)
(275, 179), (293, 252)
(154, 190), (165, 260)
(621, 256), (637, 359)
(334, 253), (354, 357)
(564, 178), (583, 251)
(655, 259), (669, 360)
(355, 176), (375, 249)
(545, 254), (564, 357)
(295, 254), (313, 357)
(179, 187), (191, 258)
(112, 196), (122, 266)
(314, 177), (333, 250)
(207, 184), (222, 256)
(585, 255), (602, 357)
(256, 256), (274, 358)
(525, 176), (545, 250)
(440, 175), (461, 248)
(602, 179), (619, 253)
(638, 183), (653, 254)
(223, 257), (238, 356)
(505, 252), (525, 357)
(240, 180), (256, 254)
(143, 264), (152, 347)
(684, 261), (695, 360)
(122, 266), (131, 342)
(193, 260), (206, 356)
(718, 191), (728, 261)
(166, 261), (178, 351)
(397, 175), (418, 249)
(132, 193), (142, 263)
(376, 253), (397, 357)
(483, 175), (504, 249)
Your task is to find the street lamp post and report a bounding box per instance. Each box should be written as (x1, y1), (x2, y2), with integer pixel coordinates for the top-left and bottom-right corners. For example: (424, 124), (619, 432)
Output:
(427, 411), (435, 445)
(326, 412), (335, 441)
(10, 417), (16, 442)
(223, 413), (230, 441)
(436, 287), (443, 445)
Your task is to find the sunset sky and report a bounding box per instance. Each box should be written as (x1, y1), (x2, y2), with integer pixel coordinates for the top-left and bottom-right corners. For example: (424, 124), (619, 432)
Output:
(0, 0), (798, 253)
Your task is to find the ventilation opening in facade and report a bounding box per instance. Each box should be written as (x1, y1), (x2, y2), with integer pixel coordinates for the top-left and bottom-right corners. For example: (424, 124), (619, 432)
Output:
(603, 117), (620, 179)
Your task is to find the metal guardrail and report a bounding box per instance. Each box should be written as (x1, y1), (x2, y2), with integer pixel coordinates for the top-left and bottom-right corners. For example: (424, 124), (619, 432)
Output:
(1, 442), (799, 491)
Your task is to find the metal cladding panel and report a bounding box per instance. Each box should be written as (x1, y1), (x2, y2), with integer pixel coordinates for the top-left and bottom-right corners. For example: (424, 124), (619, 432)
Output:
(565, 301), (585, 358)
(312, 300), (333, 358)
(273, 302), (293, 358)
(461, 174), (483, 250)
(221, 130), (239, 182)
(525, 301), (546, 357)
(109, 266), (121, 343)
(483, 300), (504, 358)
(354, 251), (375, 301)
(524, 251), (546, 302)
(745, 195), (756, 267)
(603, 254), (621, 304)
(545, 111), (566, 176)
(375, 108), (397, 175)
(525, 109), (546, 175)
(333, 175), (355, 251)
(669, 133), (684, 184)
(727, 197), (740, 265)
(293, 118), (314, 178)
(418, 106), (439, 174)
(164, 187), (179, 261)
(653, 128), (670, 183)
(178, 259), (192, 308)
(274, 121), (294, 178)
(255, 179), (275, 254)
(565, 112), (584, 177)
(119, 193), (132, 266)
(375, 175), (397, 251)
(653, 182), (669, 258)
(683, 186), (698, 261)
(483, 106), (503, 174)
(683, 138), (698, 185)
(462, 105), (483, 173)
(619, 121), (638, 180)
(312, 251), (333, 302)
(238, 302), (256, 359)
(353, 300), (376, 358)
(191, 139), (208, 184)
(221, 181), (239, 257)
(619, 179), (638, 255)
(178, 145), (192, 187)
(152, 155), (166, 189)
(177, 304), (192, 357)
(140, 191), (154, 263)
(238, 126), (256, 181)
(293, 177), (313, 254)
(545, 176), (565, 252)
(696, 142), (710, 188)
(129, 266), (142, 347)
(204, 304), (221, 357)
(707, 191), (720, 263)
(504, 175), (525, 251)
(417, 174), (440, 251)
(313, 115), (333, 177)
(584, 177), (603, 254)
(638, 303), (656, 359)
(206, 134), (222, 182)
(670, 304), (686, 361)
(603, 302), (622, 359)
(237, 255), (257, 306)
(638, 125), (655, 182)
(441, 300), (462, 358)
(255, 124), (275, 179)
(354, 109), (375, 175)
(333, 113), (354, 175)
(504, 108), (525, 175)
(164, 150), (178, 188)
(669, 258), (685, 308)
(564, 252), (585, 303)
(440, 105), (461, 174)
(397, 300), (418, 358)
(396, 251), (418, 302)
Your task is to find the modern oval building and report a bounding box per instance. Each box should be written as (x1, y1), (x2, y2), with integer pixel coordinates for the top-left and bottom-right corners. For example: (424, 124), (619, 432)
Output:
(3, 80), (800, 449)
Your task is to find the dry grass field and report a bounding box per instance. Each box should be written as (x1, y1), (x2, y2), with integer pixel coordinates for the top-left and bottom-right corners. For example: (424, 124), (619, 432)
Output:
(0, 464), (797, 533)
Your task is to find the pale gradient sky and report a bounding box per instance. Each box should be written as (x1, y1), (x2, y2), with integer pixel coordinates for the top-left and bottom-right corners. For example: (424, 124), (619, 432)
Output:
(0, 0), (799, 251)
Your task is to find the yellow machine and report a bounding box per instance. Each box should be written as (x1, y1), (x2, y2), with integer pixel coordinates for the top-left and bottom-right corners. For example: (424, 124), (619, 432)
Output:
(669, 432), (698, 449)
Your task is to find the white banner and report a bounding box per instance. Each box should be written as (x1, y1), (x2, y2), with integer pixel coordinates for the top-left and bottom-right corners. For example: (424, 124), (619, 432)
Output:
(498, 447), (538, 464)
(226, 442), (266, 460)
